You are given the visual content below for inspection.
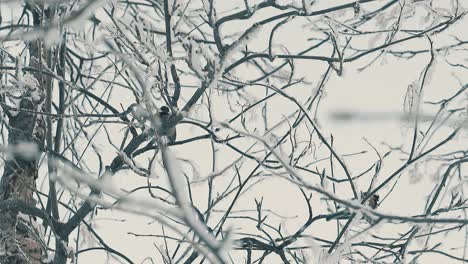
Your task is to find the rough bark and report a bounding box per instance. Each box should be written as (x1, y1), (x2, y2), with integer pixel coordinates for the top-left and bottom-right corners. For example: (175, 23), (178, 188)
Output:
(0, 4), (49, 263)
(0, 72), (45, 263)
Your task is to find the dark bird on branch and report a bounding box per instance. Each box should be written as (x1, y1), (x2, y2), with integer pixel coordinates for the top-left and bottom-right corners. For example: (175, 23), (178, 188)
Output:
(158, 106), (177, 144)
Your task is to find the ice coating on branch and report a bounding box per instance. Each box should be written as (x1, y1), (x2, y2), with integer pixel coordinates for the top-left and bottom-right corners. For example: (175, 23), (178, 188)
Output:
(303, 0), (316, 14)
(151, 43), (170, 64)
(227, 24), (263, 56)
(424, 54), (437, 86)
(403, 81), (419, 117)
(316, 211), (361, 263)
(131, 103), (149, 121)
(22, 73), (39, 89)
(183, 37), (216, 78)
(67, 0), (107, 30)
(161, 146), (224, 260)
(24, 74), (42, 102)
(179, 110), (189, 118)
(10, 73), (42, 104)
(118, 150), (147, 177)
(200, 0), (210, 14)
(219, 23), (263, 70)
(190, 42), (207, 77)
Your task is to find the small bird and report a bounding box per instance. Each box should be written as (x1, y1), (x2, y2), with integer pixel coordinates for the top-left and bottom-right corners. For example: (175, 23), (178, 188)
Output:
(158, 106), (177, 144)
(367, 194), (379, 209)
(326, 193), (379, 221)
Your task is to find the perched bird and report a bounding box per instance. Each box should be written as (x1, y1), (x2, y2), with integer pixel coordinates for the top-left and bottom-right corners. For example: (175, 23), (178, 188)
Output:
(326, 193), (379, 221)
(158, 106), (177, 144)
(367, 194), (379, 209)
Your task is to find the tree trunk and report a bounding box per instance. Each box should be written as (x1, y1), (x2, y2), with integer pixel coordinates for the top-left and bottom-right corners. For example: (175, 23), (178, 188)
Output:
(0, 4), (49, 263)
